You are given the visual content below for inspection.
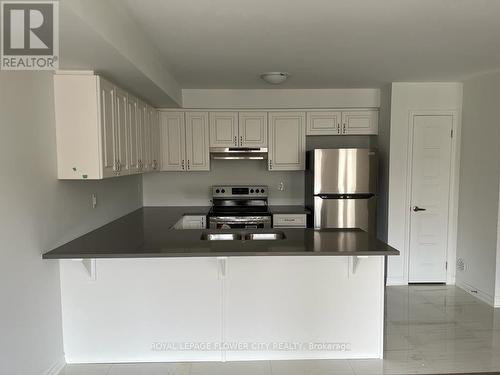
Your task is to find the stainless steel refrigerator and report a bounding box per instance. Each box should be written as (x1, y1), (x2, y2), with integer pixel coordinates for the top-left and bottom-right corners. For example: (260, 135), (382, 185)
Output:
(305, 148), (378, 233)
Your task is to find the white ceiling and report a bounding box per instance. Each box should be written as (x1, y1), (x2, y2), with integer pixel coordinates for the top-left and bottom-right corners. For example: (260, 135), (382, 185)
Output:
(123, 0), (500, 89)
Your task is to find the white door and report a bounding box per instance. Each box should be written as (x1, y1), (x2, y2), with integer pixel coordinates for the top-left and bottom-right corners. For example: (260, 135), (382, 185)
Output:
(98, 78), (117, 178)
(127, 95), (140, 174)
(115, 87), (128, 175)
(239, 112), (267, 147)
(268, 112), (306, 171)
(185, 112), (210, 171)
(409, 115), (453, 283)
(159, 112), (186, 171)
(342, 110), (378, 135)
(209, 112), (238, 147)
(306, 111), (342, 135)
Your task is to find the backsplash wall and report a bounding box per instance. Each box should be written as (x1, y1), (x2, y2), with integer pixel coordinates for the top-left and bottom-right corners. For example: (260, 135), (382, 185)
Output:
(142, 160), (304, 206)
(142, 135), (376, 206)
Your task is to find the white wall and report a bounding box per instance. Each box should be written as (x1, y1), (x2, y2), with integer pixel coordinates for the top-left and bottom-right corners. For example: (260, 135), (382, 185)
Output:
(387, 83), (462, 285)
(181, 88), (380, 109)
(143, 160), (304, 206)
(377, 84), (392, 242)
(456, 71), (500, 305)
(0, 71), (142, 375)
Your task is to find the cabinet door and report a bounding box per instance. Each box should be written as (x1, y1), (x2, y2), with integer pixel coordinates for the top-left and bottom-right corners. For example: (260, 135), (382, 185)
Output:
(306, 111), (342, 135)
(209, 111), (238, 147)
(238, 112), (267, 147)
(268, 112), (305, 171)
(98, 78), (118, 178)
(135, 100), (146, 172)
(159, 112), (186, 171)
(342, 110), (378, 135)
(185, 112), (210, 171)
(150, 109), (160, 171)
(127, 95), (140, 174)
(115, 87), (129, 175)
(142, 104), (153, 172)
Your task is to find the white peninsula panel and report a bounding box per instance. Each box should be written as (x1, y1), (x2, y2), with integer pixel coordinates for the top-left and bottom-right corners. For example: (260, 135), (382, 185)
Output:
(59, 255), (384, 363)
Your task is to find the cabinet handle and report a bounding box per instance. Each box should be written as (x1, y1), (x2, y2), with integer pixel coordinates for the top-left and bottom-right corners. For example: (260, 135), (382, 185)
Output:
(181, 159), (185, 170)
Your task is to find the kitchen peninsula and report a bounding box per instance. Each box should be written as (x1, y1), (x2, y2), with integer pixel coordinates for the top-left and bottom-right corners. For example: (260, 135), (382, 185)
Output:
(43, 207), (398, 364)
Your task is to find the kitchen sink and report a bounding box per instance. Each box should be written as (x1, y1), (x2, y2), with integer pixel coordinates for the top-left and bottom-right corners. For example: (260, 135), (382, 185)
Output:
(200, 231), (286, 241)
(200, 233), (242, 241)
(244, 232), (286, 241)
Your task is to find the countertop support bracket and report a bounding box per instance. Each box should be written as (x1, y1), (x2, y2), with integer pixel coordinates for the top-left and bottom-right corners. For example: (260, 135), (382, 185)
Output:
(349, 256), (368, 277)
(81, 258), (97, 281)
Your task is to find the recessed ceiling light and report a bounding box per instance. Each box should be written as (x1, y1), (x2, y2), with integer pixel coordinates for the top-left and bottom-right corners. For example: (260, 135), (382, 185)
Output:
(260, 72), (290, 85)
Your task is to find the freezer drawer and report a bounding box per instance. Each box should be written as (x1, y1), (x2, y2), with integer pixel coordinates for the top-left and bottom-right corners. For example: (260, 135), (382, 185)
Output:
(312, 148), (378, 194)
(314, 196), (376, 233)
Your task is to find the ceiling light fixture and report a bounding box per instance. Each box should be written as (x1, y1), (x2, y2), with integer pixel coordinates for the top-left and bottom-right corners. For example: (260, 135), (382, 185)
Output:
(260, 72), (289, 85)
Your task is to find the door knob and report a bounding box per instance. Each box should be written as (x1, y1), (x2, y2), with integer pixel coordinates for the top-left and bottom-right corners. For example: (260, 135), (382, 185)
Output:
(412, 206), (426, 212)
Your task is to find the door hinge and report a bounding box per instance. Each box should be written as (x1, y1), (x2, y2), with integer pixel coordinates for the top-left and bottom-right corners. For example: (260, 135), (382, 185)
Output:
(445, 261), (448, 270)
(450, 129), (453, 138)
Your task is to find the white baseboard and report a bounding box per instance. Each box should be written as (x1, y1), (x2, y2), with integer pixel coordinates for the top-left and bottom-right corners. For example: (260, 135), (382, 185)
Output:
(456, 279), (495, 307)
(44, 356), (66, 375)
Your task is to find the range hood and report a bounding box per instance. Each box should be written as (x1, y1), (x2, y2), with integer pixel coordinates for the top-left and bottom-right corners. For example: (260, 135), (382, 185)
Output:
(210, 147), (268, 160)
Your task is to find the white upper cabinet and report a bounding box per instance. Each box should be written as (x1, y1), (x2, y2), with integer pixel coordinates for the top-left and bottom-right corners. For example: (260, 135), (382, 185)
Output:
(306, 110), (378, 135)
(149, 108), (160, 171)
(209, 111), (268, 148)
(98, 78), (118, 178)
(115, 87), (129, 174)
(159, 111), (210, 172)
(268, 112), (306, 171)
(54, 73), (158, 179)
(209, 112), (238, 147)
(127, 95), (141, 174)
(306, 111), (342, 135)
(238, 112), (268, 147)
(341, 110), (378, 135)
(185, 112), (210, 171)
(159, 112), (186, 171)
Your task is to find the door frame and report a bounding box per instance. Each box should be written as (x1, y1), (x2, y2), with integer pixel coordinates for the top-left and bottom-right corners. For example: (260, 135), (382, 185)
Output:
(404, 110), (461, 285)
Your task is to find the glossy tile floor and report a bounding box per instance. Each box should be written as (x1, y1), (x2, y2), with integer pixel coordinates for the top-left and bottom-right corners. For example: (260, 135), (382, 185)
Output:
(61, 285), (500, 375)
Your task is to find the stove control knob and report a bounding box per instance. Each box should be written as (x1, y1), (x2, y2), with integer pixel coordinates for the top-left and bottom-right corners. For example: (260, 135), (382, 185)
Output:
(250, 189), (254, 193)
(221, 189), (225, 193)
(215, 189), (220, 193)
(261, 189), (265, 193)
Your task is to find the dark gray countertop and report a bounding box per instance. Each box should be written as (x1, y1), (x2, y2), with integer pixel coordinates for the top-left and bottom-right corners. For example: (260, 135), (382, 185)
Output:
(42, 207), (399, 259)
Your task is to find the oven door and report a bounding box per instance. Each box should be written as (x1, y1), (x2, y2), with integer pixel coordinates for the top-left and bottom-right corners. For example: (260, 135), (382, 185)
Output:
(209, 216), (272, 229)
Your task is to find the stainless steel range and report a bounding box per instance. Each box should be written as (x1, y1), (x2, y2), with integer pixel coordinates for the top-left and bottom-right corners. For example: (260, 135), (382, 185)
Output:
(208, 185), (271, 229)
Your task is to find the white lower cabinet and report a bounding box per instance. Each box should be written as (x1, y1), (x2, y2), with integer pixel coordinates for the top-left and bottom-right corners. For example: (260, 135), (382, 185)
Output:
(268, 112), (306, 171)
(159, 111), (210, 171)
(273, 213), (307, 228)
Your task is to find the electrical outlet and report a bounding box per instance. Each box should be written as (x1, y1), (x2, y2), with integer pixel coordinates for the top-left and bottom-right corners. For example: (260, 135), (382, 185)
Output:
(278, 181), (285, 191)
(456, 257), (465, 271)
(91, 193), (97, 209)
